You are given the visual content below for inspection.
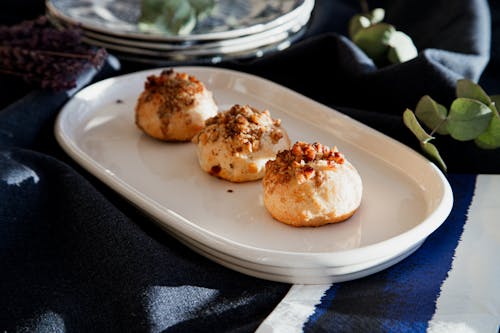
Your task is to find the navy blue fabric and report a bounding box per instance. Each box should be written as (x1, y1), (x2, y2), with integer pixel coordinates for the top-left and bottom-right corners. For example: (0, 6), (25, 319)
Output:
(303, 174), (477, 332)
(0, 149), (289, 332)
(0, 0), (498, 332)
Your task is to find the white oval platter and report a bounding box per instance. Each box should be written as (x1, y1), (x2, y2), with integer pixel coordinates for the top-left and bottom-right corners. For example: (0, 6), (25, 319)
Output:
(55, 67), (453, 284)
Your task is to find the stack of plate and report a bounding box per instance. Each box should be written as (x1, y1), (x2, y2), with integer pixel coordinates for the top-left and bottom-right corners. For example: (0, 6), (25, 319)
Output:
(46, 0), (315, 65)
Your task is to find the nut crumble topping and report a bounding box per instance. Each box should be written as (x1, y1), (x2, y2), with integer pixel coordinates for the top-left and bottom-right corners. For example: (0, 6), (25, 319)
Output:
(143, 69), (204, 115)
(197, 104), (284, 154)
(265, 141), (345, 187)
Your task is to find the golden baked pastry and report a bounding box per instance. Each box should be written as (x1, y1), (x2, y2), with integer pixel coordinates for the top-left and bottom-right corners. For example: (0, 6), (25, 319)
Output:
(193, 104), (290, 182)
(135, 69), (218, 141)
(263, 141), (362, 227)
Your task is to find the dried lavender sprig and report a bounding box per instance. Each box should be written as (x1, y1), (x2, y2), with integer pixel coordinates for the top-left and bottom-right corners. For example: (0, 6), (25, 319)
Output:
(0, 46), (106, 90)
(0, 16), (82, 51)
(0, 15), (108, 91)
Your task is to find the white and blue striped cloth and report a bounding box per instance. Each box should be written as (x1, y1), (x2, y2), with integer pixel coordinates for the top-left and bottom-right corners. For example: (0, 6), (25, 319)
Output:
(258, 174), (500, 332)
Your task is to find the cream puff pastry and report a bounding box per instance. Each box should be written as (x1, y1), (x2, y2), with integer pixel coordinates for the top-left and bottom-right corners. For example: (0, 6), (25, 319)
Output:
(263, 141), (362, 227)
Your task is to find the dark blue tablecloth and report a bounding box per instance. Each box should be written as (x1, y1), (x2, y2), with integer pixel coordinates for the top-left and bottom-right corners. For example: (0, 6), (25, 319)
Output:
(1, 0), (499, 332)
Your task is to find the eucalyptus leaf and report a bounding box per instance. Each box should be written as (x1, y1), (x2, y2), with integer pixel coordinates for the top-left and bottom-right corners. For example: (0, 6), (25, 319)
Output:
(138, 0), (214, 35)
(403, 109), (434, 143)
(348, 14), (371, 39)
(352, 23), (395, 63)
(475, 108), (500, 149)
(474, 95), (500, 149)
(139, 0), (166, 25)
(456, 79), (491, 105)
(189, 0), (215, 19)
(420, 141), (447, 171)
(366, 8), (385, 24)
(447, 98), (493, 141)
(168, 0), (196, 35)
(387, 31), (418, 64)
(415, 95), (449, 135)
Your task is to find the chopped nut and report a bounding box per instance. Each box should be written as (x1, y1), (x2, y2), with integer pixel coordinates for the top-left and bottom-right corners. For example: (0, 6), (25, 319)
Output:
(265, 141), (345, 186)
(200, 104), (284, 154)
(295, 171), (307, 184)
(252, 140), (260, 151)
(243, 141), (253, 153)
(236, 114), (249, 125)
(143, 69), (204, 117)
(209, 130), (219, 142)
(249, 113), (259, 124)
(198, 132), (208, 145)
(303, 165), (315, 180)
(210, 165), (222, 175)
(270, 129), (283, 144)
(248, 163), (258, 173)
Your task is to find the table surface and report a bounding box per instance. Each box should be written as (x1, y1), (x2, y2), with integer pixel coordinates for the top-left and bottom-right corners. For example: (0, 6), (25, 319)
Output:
(1, 1), (499, 332)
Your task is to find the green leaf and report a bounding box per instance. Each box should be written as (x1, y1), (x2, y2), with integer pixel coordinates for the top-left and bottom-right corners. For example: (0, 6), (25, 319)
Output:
(138, 0), (214, 35)
(420, 141), (447, 172)
(348, 14), (372, 39)
(456, 79), (491, 105)
(353, 23), (395, 63)
(366, 8), (385, 24)
(139, 0), (166, 23)
(189, 0), (214, 12)
(168, 0), (197, 35)
(403, 109), (434, 143)
(475, 108), (500, 149)
(189, 0), (215, 19)
(387, 31), (418, 64)
(415, 95), (449, 135)
(447, 97), (493, 141)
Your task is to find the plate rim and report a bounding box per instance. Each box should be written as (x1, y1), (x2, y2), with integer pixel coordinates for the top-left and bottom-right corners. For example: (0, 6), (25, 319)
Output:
(79, 23), (302, 57)
(173, 230), (425, 283)
(76, 8), (311, 52)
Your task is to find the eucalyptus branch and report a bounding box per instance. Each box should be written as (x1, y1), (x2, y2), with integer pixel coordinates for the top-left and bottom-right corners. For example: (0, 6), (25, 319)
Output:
(403, 79), (500, 172)
(348, 3), (418, 66)
(429, 117), (448, 137)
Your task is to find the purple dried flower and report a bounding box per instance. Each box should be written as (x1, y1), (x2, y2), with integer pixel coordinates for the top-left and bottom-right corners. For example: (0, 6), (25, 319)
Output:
(0, 15), (108, 91)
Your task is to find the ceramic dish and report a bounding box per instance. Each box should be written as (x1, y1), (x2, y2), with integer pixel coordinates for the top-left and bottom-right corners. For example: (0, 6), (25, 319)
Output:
(54, 67), (453, 284)
(85, 29), (306, 65)
(78, 13), (308, 58)
(161, 221), (425, 284)
(76, 3), (312, 52)
(46, 0), (312, 42)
